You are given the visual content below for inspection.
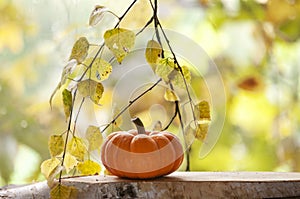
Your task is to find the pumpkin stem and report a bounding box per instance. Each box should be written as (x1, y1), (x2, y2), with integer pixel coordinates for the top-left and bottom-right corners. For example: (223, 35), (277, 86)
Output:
(132, 117), (146, 134)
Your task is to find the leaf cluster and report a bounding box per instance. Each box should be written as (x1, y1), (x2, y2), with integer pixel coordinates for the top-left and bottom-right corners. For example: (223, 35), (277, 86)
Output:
(42, 1), (212, 198)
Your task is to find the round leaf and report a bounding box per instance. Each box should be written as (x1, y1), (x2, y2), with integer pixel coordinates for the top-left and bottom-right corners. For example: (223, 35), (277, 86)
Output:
(69, 37), (89, 63)
(84, 58), (112, 82)
(50, 184), (77, 199)
(48, 135), (64, 157)
(40, 158), (60, 179)
(77, 160), (101, 175)
(66, 137), (86, 161)
(85, 125), (103, 151)
(104, 28), (135, 64)
(64, 153), (78, 174)
(145, 40), (162, 71)
(77, 79), (104, 104)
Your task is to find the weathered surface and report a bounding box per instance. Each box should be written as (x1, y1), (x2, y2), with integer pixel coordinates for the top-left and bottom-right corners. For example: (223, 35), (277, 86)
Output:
(1, 172), (300, 198)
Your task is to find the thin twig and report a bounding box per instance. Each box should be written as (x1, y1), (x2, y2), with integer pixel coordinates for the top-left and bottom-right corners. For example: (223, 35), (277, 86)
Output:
(101, 78), (163, 133)
(72, 97), (85, 135)
(175, 100), (190, 171)
(157, 21), (197, 125)
(59, 90), (77, 183)
(149, 1), (193, 171)
(136, 16), (154, 36)
(114, 0), (138, 28)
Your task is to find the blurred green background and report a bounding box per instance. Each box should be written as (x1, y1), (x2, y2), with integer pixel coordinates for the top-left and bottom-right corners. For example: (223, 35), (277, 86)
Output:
(1, 0), (300, 186)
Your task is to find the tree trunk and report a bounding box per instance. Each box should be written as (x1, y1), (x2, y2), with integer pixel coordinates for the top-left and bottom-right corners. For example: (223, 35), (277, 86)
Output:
(1, 172), (300, 198)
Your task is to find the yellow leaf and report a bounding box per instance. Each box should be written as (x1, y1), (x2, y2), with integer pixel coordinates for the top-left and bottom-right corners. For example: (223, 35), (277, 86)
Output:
(145, 40), (162, 71)
(41, 158), (61, 179)
(77, 160), (101, 175)
(104, 28), (135, 63)
(89, 5), (109, 26)
(64, 153), (78, 174)
(67, 137), (86, 161)
(69, 37), (89, 63)
(156, 58), (191, 88)
(77, 79), (104, 104)
(164, 88), (179, 102)
(194, 100), (211, 121)
(47, 165), (64, 188)
(85, 125), (103, 151)
(62, 89), (72, 120)
(156, 58), (174, 83)
(50, 184), (77, 199)
(104, 169), (113, 176)
(84, 58), (112, 82)
(195, 121), (210, 141)
(48, 135), (64, 157)
(172, 65), (191, 88)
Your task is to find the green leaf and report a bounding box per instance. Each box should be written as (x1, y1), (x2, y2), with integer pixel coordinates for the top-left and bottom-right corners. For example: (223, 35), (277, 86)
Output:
(69, 37), (89, 63)
(64, 153), (78, 174)
(62, 89), (72, 120)
(84, 58), (112, 82)
(77, 160), (101, 175)
(104, 28), (135, 63)
(164, 88), (179, 102)
(50, 184), (77, 199)
(67, 137), (86, 161)
(77, 79), (104, 104)
(145, 40), (162, 71)
(40, 158), (61, 179)
(89, 5), (109, 27)
(85, 125), (103, 151)
(48, 135), (64, 157)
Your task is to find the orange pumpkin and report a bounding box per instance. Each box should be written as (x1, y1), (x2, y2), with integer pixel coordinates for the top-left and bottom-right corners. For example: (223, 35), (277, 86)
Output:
(101, 118), (184, 179)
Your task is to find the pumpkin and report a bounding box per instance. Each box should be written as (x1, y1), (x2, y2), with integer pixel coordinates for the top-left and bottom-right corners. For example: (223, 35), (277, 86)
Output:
(101, 118), (184, 179)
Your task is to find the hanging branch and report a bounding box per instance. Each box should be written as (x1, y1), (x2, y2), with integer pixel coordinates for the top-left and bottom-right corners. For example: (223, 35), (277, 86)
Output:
(56, 0), (140, 185)
(148, 0), (194, 171)
(45, 2), (206, 194)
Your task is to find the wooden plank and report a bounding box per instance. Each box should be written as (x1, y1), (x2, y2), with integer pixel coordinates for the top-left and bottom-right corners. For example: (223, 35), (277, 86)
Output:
(1, 172), (300, 198)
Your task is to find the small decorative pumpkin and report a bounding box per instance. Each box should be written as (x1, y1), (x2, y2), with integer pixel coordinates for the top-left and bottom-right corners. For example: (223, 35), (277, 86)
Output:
(101, 117), (184, 179)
